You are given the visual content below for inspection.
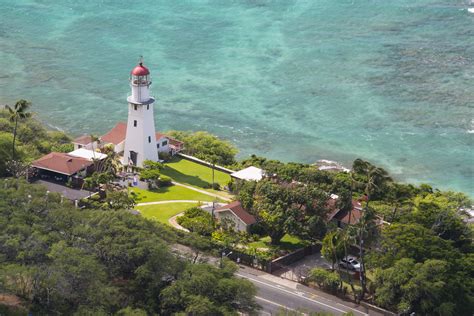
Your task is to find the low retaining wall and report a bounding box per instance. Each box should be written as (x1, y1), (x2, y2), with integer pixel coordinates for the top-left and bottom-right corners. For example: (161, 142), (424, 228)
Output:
(177, 153), (236, 174)
(268, 244), (322, 274)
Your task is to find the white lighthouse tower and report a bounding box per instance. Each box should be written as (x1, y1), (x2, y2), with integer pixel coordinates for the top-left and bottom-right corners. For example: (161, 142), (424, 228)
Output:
(123, 58), (158, 167)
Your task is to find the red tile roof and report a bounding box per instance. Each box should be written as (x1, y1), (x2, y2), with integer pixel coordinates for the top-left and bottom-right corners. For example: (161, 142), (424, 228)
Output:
(216, 201), (256, 225)
(100, 123), (182, 149)
(101, 122), (127, 145)
(155, 132), (167, 140)
(333, 200), (364, 225)
(32, 152), (93, 176)
(72, 135), (92, 145)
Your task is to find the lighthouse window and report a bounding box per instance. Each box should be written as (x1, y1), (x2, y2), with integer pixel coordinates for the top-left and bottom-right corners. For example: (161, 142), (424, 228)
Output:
(147, 104), (149, 110)
(148, 136), (151, 143)
(134, 104), (137, 111)
(162, 140), (168, 146)
(134, 120), (137, 127)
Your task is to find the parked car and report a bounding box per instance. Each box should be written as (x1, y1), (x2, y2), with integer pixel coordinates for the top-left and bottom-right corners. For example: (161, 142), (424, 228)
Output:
(339, 257), (361, 271)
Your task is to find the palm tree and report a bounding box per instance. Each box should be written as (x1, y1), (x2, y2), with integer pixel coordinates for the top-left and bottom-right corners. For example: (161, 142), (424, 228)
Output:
(101, 145), (123, 175)
(208, 154), (219, 190)
(89, 134), (101, 171)
(351, 159), (391, 301)
(5, 99), (31, 159)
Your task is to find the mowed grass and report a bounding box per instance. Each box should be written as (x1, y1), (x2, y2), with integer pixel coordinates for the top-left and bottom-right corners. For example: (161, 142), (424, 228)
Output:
(130, 186), (215, 203)
(137, 202), (198, 224)
(161, 157), (232, 190)
(248, 234), (308, 251)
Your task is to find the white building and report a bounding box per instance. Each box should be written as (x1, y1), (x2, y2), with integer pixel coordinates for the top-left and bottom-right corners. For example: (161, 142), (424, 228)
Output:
(122, 59), (159, 167)
(69, 59), (184, 166)
(231, 166), (264, 182)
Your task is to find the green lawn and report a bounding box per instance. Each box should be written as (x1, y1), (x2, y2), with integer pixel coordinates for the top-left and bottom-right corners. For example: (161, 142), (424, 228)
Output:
(161, 157), (232, 190)
(137, 202), (198, 224)
(248, 234), (308, 252)
(130, 186), (216, 203)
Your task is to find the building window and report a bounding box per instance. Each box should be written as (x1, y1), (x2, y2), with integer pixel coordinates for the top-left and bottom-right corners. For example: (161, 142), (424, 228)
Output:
(134, 104), (137, 111)
(157, 143), (160, 148)
(147, 104), (149, 110)
(162, 140), (168, 146)
(148, 136), (151, 143)
(134, 120), (137, 127)
(78, 145), (82, 149)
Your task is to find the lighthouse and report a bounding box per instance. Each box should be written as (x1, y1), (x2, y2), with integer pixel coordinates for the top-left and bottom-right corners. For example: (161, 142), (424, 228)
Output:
(123, 58), (159, 167)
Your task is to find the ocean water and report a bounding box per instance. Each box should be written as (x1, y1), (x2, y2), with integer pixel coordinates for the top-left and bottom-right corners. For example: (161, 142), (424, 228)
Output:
(0, 0), (473, 195)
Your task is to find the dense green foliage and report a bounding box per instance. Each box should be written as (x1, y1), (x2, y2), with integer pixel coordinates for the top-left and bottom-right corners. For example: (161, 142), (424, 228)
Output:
(160, 260), (257, 315)
(308, 268), (341, 294)
(237, 179), (328, 245)
(0, 108), (71, 176)
(0, 179), (257, 315)
(167, 130), (238, 166)
(177, 207), (215, 236)
(237, 155), (473, 314)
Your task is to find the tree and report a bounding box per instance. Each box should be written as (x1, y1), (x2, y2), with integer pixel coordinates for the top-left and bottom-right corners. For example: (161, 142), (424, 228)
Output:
(99, 144), (123, 175)
(373, 258), (467, 315)
(105, 190), (136, 210)
(139, 159), (164, 188)
(177, 207), (215, 236)
(160, 261), (258, 315)
(351, 159), (392, 301)
(253, 180), (291, 245)
(167, 130), (238, 166)
(5, 99), (31, 159)
(408, 193), (472, 251)
(372, 223), (459, 267)
(321, 230), (345, 270)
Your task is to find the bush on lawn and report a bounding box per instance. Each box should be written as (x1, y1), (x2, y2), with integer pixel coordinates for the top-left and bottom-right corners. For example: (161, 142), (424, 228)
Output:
(158, 175), (172, 187)
(177, 207), (215, 236)
(210, 182), (221, 190)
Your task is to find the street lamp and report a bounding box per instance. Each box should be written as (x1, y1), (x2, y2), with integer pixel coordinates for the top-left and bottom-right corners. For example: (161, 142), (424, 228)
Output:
(220, 251), (233, 268)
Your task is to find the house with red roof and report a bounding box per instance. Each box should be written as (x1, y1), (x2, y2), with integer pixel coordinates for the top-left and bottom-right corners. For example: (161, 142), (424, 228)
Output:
(31, 152), (94, 187)
(215, 201), (256, 232)
(72, 135), (96, 151)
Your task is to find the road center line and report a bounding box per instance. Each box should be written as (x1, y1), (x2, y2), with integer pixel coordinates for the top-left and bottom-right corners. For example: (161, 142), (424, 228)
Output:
(237, 273), (356, 315)
(255, 296), (298, 312)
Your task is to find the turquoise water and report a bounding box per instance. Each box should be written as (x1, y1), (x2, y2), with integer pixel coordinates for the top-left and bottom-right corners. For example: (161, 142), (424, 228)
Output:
(0, 0), (473, 195)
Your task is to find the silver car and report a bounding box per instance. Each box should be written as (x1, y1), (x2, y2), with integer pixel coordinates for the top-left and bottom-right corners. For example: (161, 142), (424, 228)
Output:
(339, 257), (361, 271)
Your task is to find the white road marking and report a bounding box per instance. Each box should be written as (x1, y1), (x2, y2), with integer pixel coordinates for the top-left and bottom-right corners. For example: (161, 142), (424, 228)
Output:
(255, 296), (298, 312)
(237, 273), (369, 316)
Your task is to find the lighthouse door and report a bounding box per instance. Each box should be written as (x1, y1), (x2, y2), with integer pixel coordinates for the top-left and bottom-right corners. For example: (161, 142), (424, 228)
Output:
(129, 151), (138, 166)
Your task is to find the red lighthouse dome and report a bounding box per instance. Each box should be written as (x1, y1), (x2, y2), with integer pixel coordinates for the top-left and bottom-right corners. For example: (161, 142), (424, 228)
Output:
(131, 62), (150, 76)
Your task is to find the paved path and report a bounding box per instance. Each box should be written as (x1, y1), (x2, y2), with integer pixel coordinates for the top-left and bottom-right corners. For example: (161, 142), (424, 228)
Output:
(168, 212), (189, 232)
(172, 181), (232, 201)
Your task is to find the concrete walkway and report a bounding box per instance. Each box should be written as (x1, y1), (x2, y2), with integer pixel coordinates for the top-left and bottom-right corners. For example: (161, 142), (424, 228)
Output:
(168, 212), (189, 232)
(172, 181), (232, 201)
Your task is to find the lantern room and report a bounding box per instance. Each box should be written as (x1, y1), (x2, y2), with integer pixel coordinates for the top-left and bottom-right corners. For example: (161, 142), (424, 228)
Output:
(129, 60), (153, 104)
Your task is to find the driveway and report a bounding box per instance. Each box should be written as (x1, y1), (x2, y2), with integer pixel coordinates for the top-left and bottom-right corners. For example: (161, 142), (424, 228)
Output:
(35, 180), (91, 201)
(274, 252), (332, 281)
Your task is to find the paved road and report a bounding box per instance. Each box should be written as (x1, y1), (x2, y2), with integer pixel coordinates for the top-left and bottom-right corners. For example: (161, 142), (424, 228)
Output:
(237, 268), (372, 316)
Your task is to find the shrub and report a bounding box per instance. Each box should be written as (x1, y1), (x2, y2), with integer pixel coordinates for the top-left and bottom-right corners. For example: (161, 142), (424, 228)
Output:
(308, 268), (341, 293)
(158, 151), (171, 161)
(177, 207), (215, 236)
(158, 175), (172, 187)
(211, 182), (221, 190)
